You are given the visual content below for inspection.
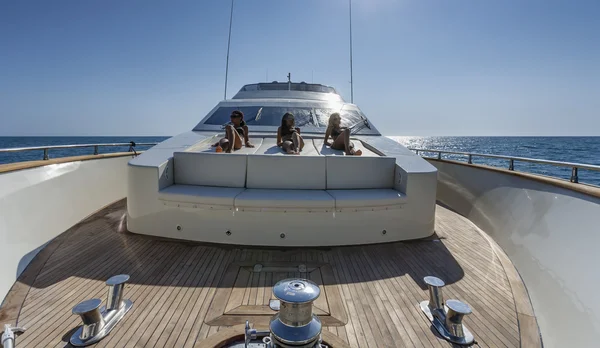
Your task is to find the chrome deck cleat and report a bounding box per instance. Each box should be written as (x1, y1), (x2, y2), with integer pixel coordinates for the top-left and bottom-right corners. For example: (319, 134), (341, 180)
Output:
(1, 324), (26, 348)
(419, 276), (474, 346)
(70, 274), (133, 346)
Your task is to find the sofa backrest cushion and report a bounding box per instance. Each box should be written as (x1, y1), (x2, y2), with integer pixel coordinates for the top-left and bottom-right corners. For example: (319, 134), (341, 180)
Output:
(246, 155), (326, 189)
(326, 156), (396, 189)
(173, 152), (247, 188)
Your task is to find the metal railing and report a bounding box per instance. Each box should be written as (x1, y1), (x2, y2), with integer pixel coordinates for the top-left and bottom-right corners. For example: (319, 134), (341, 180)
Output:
(0, 142), (158, 161)
(410, 148), (600, 184)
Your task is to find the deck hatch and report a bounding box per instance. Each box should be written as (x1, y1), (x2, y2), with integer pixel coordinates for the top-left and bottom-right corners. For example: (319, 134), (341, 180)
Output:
(205, 261), (347, 326)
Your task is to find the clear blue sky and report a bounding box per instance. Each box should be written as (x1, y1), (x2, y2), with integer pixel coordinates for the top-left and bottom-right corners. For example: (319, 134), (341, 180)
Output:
(1, 0), (598, 136)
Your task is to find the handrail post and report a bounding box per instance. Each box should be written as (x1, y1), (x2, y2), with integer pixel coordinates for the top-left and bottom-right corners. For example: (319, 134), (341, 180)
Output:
(509, 159), (514, 171)
(415, 150), (419, 155)
(467, 154), (472, 164)
(571, 167), (579, 183)
(94, 145), (99, 155)
(43, 148), (49, 160)
(437, 152), (442, 160)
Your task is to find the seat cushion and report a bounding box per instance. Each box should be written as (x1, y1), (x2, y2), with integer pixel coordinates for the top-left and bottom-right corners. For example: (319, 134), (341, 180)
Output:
(246, 155), (326, 189)
(158, 185), (245, 207)
(235, 189), (334, 211)
(173, 152), (247, 188)
(256, 138), (320, 156)
(328, 189), (407, 209)
(313, 139), (379, 157)
(326, 156), (396, 189)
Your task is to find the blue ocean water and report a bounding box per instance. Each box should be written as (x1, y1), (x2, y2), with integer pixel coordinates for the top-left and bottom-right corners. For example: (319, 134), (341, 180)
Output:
(0, 136), (168, 164)
(1, 136), (599, 186)
(392, 136), (600, 186)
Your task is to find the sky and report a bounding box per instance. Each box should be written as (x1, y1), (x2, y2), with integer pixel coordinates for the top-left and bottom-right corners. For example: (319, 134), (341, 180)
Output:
(1, 0), (599, 136)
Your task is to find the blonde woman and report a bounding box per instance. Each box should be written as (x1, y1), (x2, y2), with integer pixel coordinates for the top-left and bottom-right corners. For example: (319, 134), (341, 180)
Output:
(324, 113), (362, 156)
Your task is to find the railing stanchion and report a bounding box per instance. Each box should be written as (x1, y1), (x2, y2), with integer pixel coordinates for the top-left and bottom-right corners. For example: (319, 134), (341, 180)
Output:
(467, 155), (472, 164)
(43, 148), (49, 160)
(437, 152), (442, 160)
(509, 159), (514, 171)
(415, 150), (419, 155)
(571, 167), (579, 183)
(94, 145), (99, 155)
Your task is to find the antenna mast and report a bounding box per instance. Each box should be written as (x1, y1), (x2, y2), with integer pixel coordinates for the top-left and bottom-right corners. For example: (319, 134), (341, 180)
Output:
(349, 0), (354, 103)
(224, 0), (235, 100)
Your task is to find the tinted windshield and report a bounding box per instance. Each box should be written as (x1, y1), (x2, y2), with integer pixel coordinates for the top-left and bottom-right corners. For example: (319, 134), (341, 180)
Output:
(241, 83), (336, 94)
(202, 106), (369, 131)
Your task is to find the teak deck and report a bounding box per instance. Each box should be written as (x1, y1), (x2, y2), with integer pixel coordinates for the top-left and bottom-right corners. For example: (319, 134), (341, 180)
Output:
(0, 199), (541, 347)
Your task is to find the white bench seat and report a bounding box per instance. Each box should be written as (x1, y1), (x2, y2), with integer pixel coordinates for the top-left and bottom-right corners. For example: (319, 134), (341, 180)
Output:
(158, 185), (245, 209)
(235, 189), (334, 212)
(328, 189), (407, 210)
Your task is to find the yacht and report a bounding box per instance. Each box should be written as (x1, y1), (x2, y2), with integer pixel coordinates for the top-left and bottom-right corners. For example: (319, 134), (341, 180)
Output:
(0, 81), (598, 347)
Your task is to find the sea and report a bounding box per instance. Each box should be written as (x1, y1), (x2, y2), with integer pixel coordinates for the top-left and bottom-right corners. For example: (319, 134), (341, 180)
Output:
(1, 136), (599, 186)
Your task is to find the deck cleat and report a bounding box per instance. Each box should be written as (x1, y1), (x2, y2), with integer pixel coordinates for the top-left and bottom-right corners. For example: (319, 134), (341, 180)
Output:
(423, 276), (445, 316)
(69, 274), (133, 346)
(445, 300), (474, 342)
(1, 324), (26, 348)
(419, 276), (474, 346)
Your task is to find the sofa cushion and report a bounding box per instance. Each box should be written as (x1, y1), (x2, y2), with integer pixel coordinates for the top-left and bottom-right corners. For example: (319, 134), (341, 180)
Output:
(313, 139), (379, 157)
(256, 138), (319, 156)
(328, 189), (407, 209)
(235, 189), (334, 211)
(326, 156), (396, 189)
(173, 151), (247, 188)
(246, 155), (326, 189)
(158, 184), (245, 208)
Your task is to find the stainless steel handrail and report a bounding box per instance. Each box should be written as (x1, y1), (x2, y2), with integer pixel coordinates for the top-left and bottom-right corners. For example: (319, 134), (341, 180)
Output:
(0, 143), (158, 161)
(410, 148), (600, 184)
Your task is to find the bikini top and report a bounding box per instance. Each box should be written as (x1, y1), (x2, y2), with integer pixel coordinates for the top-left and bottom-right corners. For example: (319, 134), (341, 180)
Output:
(331, 127), (343, 138)
(280, 126), (297, 136)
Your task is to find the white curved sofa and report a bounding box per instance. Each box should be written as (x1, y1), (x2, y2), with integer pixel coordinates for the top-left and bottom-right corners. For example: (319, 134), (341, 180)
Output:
(161, 152), (405, 213)
(127, 132), (437, 246)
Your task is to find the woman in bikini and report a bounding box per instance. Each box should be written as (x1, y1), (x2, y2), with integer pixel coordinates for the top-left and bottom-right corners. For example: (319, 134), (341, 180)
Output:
(324, 112), (362, 156)
(212, 110), (254, 153)
(277, 112), (304, 154)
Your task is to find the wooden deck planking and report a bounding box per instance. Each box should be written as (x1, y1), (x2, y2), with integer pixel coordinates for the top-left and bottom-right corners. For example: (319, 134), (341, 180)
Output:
(0, 201), (540, 347)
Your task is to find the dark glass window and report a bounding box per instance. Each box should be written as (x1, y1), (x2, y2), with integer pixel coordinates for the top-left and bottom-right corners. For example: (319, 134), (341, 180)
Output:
(240, 83), (336, 94)
(202, 106), (370, 133)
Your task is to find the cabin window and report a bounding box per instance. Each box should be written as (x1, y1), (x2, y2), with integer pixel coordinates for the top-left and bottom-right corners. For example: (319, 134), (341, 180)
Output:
(240, 83), (336, 94)
(202, 106), (370, 133)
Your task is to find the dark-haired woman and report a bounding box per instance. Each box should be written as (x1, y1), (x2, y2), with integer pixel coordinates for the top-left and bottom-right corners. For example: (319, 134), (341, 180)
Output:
(277, 112), (304, 154)
(212, 110), (254, 153)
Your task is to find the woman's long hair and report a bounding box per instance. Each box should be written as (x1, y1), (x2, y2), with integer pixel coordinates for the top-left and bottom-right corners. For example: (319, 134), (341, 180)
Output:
(280, 113), (295, 135)
(327, 113), (341, 131)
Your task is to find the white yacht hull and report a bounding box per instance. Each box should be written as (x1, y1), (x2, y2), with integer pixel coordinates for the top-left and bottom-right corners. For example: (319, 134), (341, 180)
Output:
(0, 155), (132, 304)
(429, 159), (600, 348)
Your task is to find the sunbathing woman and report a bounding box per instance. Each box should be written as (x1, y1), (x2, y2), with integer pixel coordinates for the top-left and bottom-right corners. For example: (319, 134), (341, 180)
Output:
(277, 112), (304, 154)
(324, 112), (362, 156)
(212, 110), (254, 153)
